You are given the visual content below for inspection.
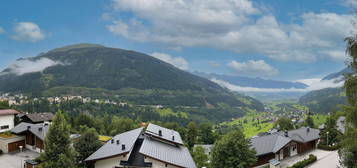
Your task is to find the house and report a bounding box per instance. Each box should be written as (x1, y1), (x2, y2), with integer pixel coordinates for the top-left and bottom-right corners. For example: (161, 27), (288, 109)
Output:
(85, 123), (196, 168)
(251, 127), (320, 167)
(0, 109), (20, 133)
(18, 112), (54, 124)
(11, 122), (50, 153)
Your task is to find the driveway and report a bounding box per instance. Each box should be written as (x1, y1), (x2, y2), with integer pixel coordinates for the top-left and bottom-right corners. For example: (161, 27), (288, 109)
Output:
(307, 151), (340, 168)
(280, 149), (339, 168)
(0, 150), (39, 168)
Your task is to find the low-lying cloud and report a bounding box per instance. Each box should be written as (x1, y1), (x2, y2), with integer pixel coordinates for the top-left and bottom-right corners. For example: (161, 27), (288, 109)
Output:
(151, 52), (189, 70)
(3, 58), (63, 75)
(212, 77), (344, 93)
(227, 60), (278, 76)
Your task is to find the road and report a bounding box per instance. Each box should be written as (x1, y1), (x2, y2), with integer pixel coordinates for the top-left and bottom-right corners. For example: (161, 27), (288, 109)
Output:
(307, 151), (340, 168)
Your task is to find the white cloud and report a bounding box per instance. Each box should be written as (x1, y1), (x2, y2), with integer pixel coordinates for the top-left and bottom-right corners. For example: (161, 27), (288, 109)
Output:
(12, 22), (45, 42)
(106, 0), (354, 63)
(0, 27), (4, 34)
(227, 60), (278, 76)
(151, 52), (189, 70)
(3, 58), (62, 75)
(212, 77), (344, 93)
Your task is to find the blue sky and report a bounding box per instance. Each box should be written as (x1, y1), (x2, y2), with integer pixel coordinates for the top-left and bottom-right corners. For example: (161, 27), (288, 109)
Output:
(0, 0), (356, 81)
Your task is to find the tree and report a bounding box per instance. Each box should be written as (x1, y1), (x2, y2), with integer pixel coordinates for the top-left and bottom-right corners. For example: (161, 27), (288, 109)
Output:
(186, 122), (198, 149)
(192, 146), (209, 168)
(274, 117), (294, 130)
(109, 116), (136, 136)
(305, 115), (315, 128)
(74, 126), (102, 168)
(198, 122), (215, 144)
(0, 101), (9, 109)
(340, 26), (357, 167)
(211, 129), (256, 168)
(40, 110), (76, 168)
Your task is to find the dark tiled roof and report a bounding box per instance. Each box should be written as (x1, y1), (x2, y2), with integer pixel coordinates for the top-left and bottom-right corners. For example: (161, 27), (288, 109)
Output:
(251, 127), (320, 156)
(139, 136), (196, 168)
(145, 123), (183, 145)
(11, 122), (50, 140)
(85, 127), (144, 161)
(0, 109), (20, 116)
(24, 113), (54, 122)
(251, 134), (291, 156)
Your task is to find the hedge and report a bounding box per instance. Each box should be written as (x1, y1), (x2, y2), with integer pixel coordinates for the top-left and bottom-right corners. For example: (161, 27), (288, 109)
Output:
(287, 154), (317, 168)
(317, 144), (340, 151)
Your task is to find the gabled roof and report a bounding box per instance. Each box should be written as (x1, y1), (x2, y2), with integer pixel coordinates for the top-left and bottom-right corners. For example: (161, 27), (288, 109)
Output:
(251, 127), (320, 156)
(0, 109), (20, 116)
(145, 123), (183, 145)
(22, 113), (54, 123)
(11, 122), (49, 140)
(283, 127), (320, 143)
(251, 134), (291, 156)
(139, 136), (196, 168)
(85, 127), (144, 161)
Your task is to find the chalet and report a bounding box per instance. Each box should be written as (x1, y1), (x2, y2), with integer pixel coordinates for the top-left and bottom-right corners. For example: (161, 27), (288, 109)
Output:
(18, 112), (54, 124)
(11, 122), (50, 153)
(251, 127), (320, 167)
(85, 123), (196, 168)
(0, 109), (20, 132)
(0, 109), (26, 153)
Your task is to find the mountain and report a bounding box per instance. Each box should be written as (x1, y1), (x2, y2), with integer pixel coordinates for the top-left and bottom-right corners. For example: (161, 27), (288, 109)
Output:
(194, 72), (308, 89)
(322, 67), (353, 81)
(299, 87), (347, 114)
(0, 44), (263, 112)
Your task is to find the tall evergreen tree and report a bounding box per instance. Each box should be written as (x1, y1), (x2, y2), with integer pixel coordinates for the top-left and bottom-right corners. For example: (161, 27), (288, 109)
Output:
(192, 146), (209, 168)
(186, 122), (198, 149)
(211, 129), (256, 168)
(40, 110), (76, 168)
(340, 24), (357, 167)
(74, 126), (102, 168)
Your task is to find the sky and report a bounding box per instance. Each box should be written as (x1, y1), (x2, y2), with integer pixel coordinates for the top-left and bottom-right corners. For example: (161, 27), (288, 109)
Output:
(0, 0), (356, 82)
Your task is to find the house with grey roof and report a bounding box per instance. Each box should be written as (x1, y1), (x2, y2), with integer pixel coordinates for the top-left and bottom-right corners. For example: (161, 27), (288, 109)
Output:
(86, 123), (196, 168)
(11, 122), (50, 153)
(18, 112), (54, 124)
(251, 127), (320, 167)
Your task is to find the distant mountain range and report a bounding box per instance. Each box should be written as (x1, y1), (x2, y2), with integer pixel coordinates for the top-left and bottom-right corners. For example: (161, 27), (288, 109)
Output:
(194, 72), (308, 89)
(0, 44), (264, 114)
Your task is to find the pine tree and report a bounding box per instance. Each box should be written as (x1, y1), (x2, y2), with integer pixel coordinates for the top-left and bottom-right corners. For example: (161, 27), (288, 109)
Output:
(211, 129), (256, 168)
(340, 28), (357, 167)
(192, 146), (209, 168)
(40, 110), (76, 168)
(74, 126), (102, 168)
(186, 122), (198, 149)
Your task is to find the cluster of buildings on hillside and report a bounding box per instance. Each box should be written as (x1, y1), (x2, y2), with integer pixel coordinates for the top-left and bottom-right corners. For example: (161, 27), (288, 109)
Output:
(0, 108), (346, 168)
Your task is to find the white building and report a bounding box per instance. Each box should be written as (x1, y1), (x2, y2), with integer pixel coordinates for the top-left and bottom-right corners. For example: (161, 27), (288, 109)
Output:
(0, 109), (20, 133)
(86, 123), (196, 168)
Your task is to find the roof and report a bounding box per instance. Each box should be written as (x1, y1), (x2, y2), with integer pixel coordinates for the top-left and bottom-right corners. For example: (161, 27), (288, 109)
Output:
(283, 127), (320, 143)
(269, 159), (280, 166)
(145, 123), (183, 145)
(85, 127), (144, 161)
(139, 136), (196, 168)
(337, 116), (346, 134)
(0, 109), (20, 116)
(251, 134), (291, 156)
(23, 113), (54, 122)
(251, 127), (320, 156)
(11, 122), (50, 140)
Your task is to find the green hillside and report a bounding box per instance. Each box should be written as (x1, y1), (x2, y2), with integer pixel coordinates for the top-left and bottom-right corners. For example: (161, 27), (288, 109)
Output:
(0, 44), (264, 121)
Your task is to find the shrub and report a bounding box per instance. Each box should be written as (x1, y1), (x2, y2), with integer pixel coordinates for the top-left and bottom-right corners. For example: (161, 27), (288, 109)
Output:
(288, 154), (317, 168)
(318, 143), (340, 151)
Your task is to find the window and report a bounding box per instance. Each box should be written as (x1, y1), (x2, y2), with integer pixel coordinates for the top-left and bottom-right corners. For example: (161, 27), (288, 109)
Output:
(0, 125), (9, 130)
(165, 164), (168, 167)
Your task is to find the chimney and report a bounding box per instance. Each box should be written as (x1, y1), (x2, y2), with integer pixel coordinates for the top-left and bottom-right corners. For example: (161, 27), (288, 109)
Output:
(38, 127), (43, 132)
(284, 131), (288, 137)
(122, 144), (126, 150)
(307, 127), (310, 132)
(111, 139), (114, 144)
(158, 130), (162, 136)
(116, 140), (120, 145)
(172, 136), (175, 141)
(27, 126), (31, 130)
